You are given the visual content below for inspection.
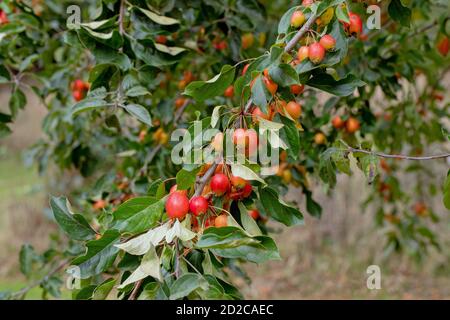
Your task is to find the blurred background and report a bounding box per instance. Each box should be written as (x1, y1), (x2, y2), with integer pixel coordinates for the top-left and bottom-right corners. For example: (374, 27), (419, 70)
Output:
(1, 85), (448, 299)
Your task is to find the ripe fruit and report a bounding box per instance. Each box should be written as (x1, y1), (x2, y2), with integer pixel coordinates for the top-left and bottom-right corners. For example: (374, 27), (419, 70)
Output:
(166, 192), (189, 220)
(233, 128), (247, 145)
(290, 84), (305, 95)
(344, 12), (363, 36)
(231, 176), (247, 190)
(291, 11), (306, 28)
(282, 169), (292, 184)
(249, 209), (260, 220)
(153, 127), (169, 145)
(93, 200), (107, 210)
(437, 36), (449, 57)
(332, 116), (345, 129)
(413, 202), (428, 216)
(169, 184), (188, 196)
(252, 106), (271, 122)
(314, 132), (326, 145)
(72, 79), (86, 91)
(178, 80), (187, 90)
(320, 35), (336, 51)
(210, 173), (230, 196)
(241, 33), (255, 50)
(345, 117), (360, 134)
(175, 97), (186, 109)
(214, 214), (228, 227)
(0, 10), (9, 25)
(285, 101), (302, 119)
(213, 40), (228, 51)
(309, 42), (325, 64)
(189, 196), (209, 216)
(263, 76), (278, 95)
(380, 159), (391, 173)
(224, 85), (234, 98)
(297, 46), (309, 62)
(302, 0), (314, 6)
(211, 132), (224, 152)
(73, 90), (84, 102)
(241, 183), (253, 198)
(138, 130), (147, 142)
(155, 35), (167, 44)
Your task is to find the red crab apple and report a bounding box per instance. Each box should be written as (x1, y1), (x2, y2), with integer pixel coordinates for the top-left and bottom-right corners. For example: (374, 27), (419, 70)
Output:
(285, 101), (302, 119)
(189, 196), (209, 216)
(320, 35), (336, 51)
(297, 46), (309, 62)
(166, 192), (189, 220)
(210, 173), (230, 196)
(309, 42), (325, 64)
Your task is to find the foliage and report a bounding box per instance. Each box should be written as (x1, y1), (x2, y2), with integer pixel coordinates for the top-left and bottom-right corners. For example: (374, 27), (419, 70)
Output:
(0, 0), (448, 300)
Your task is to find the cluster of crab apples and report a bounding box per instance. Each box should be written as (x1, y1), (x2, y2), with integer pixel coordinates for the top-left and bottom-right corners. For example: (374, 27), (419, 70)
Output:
(332, 115), (360, 134)
(71, 79), (90, 102)
(165, 169), (260, 229)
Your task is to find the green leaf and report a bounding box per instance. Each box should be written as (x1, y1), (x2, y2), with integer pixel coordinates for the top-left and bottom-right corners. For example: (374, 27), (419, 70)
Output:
(238, 203), (262, 236)
(269, 64), (299, 86)
(115, 223), (169, 255)
(50, 196), (96, 241)
(259, 187), (304, 226)
(169, 273), (209, 300)
(305, 191), (322, 218)
(444, 170), (450, 210)
(359, 154), (379, 185)
(184, 65), (235, 101)
(19, 244), (39, 277)
(113, 197), (166, 235)
(335, 4), (349, 23)
(71, 98), (110, 116)
(154, 43), (187, 56)
(72, 230), (121, 279)
(210, 234), (280, 263)
(176, 169), (198, 190)
(118, 245), (162, 289)
(231, 164), (265, 185)
(251, 75), (271, 112)
(307, 73), (365, 96)
(388, 0), (411, 27)
(138, 8), (180, 25)
(280, 116), (300, 160)
(165, 220), (197, 243)
(197, 227), (259, 249)
(125, 86), (150, 97)
(92, 278), (116, 300)
(122, 104), (152, 126)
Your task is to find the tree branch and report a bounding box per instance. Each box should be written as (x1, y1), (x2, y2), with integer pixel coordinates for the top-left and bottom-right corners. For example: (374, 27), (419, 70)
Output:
(285, 13), (318, 53)
(243, 13), (318, 114)
(118, 0), (125, 36)
(348, 148), (450, 161)
(128, 279), (143, 300)
(339, 140), (450, 161)
(194, 161), (220, 197)
(11, 259), (70, 299)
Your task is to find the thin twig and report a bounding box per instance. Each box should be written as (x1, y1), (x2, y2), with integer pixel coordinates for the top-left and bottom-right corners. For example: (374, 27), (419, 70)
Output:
(243, 13), (318, 114)
(11, 259), (70, 299)
(285, 13), (318, 53)
(349, 148), (450, 161)
(128, 279), (143, 300)
(194, 161), (220, 197)
(118, 0), (125, 36)
(340, 140), (450, 161)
